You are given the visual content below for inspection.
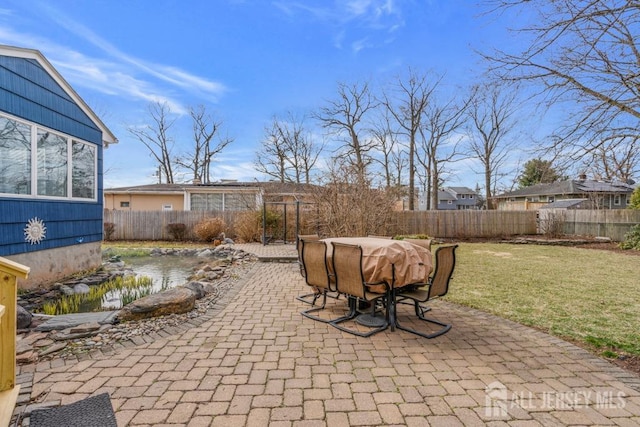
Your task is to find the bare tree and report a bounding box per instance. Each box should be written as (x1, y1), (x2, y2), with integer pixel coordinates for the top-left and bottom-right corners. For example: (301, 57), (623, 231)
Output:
(369, 109), (402, 188)
(418, 93), (471, 210)
(177, 105), (233, 184)
(582, 136), (640, 182)
(127, 101), (176, 184)
(381, 69), (438, 210)
(466, 83), (519, 209)
(483, 0), (640, 173)
(255, 113), (323, 183)
(314, 81), (378, 180)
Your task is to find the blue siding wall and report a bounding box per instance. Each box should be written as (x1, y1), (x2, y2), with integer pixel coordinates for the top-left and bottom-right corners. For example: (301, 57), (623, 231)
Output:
(0, 199), (103, 255)
(0, 53), (105, 257)
(0, 56), (102, 144)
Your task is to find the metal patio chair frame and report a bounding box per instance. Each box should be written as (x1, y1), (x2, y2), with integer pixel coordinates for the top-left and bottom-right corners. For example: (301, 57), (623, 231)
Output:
(299, 239), (349, 324)
(393, 244), (458, 339)
(329, 242), (390, 337)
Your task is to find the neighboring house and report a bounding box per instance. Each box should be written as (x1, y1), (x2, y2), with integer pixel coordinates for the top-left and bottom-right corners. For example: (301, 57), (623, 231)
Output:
(416, 186), (479, 210)
(494, 178), (636, 210)
(441, 187), (479, 210)
(0, 45), (117, 289)
(104, 181), (315, 211)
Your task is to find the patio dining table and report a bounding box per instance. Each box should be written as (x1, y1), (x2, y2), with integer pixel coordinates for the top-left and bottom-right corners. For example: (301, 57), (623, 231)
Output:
(321, 237), (433, 292)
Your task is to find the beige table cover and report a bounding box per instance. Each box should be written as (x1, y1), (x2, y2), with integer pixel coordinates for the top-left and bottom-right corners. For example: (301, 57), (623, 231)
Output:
(322, 237), (433, 290)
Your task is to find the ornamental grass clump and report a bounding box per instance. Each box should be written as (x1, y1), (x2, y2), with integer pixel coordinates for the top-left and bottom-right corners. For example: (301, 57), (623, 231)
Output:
(194, 217), (226, 242)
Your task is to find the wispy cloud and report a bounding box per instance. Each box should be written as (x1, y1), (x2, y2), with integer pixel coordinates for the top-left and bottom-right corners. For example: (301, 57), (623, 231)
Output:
(0, 3), (227, 114)
(273, 0), (404, 53)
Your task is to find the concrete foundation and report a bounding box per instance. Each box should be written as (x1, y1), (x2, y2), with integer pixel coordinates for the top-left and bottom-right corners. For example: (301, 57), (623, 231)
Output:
(6, 242), (102, 290)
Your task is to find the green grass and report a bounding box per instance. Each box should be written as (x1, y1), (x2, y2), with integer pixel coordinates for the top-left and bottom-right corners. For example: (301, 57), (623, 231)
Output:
(445, 243), (640, 357)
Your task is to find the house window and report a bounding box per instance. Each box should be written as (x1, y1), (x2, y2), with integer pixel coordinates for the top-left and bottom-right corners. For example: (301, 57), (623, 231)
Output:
(548, 196), (555, 203)
(460, 194), (466, 199)
(468, 194), (474, 199)
(72, 141), (96, 198)
(190, 192), (255, 211)
(0, 113), (97, 200)
(37, 130), (67, 197)
(191, 193), (223, 211)
(0, 116), (31, 195)
(224, 193), (251, 211)
(448, 200), (453, 204)
(162, 204), (173, 211)
(614, 194), (621, 205)
(120, 201), (130, 208)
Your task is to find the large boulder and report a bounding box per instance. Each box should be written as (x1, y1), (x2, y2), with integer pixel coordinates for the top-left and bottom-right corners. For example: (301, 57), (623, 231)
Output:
(117, 287), (196, 322)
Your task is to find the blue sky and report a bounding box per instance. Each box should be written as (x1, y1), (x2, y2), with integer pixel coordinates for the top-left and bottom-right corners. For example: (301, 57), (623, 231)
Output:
(0, 0), (530, 189)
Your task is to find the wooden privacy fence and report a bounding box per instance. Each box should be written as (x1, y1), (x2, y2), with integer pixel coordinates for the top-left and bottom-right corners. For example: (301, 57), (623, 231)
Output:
(104, 209), (638, 241)
(104, 210), (240, 241)
(539, 209), (640, 241)
(392, 210), (538, 238)
(104, 209), (540, 241)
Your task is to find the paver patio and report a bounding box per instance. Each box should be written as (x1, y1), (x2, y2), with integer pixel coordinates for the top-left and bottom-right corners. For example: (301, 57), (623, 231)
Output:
(12, 243), (640, 426)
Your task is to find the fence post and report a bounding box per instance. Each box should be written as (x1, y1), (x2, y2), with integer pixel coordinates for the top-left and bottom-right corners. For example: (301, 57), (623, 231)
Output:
(0, 257), (29, 427)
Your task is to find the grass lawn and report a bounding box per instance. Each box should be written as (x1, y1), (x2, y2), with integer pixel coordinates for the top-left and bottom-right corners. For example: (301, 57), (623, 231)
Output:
(446, 243), (640, 358)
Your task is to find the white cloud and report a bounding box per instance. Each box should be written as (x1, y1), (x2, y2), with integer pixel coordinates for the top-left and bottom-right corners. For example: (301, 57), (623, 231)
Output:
(273, 0), (404, 52)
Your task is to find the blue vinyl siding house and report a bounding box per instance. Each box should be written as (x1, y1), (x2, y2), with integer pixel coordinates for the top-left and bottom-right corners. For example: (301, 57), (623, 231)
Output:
(0, 45), (116, 289)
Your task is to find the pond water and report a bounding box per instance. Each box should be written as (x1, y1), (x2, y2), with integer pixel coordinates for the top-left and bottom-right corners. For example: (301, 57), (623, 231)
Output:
(101, 255), (204, 310)
(121, 255), (202, 291)
(44, 255), (205, 315)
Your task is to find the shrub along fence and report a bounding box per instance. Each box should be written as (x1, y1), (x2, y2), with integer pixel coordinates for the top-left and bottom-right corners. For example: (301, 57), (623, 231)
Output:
(103, 209), (639, 242)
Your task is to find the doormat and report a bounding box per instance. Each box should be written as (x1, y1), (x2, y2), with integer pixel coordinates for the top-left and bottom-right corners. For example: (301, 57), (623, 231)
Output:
(30, 392), (117, 427)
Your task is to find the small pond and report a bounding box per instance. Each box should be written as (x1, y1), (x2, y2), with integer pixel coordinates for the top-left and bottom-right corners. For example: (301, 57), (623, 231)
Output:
(42, 255), (205, 315)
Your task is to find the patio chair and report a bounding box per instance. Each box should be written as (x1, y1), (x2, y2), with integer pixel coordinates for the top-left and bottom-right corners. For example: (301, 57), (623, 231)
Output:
(299, 240), (349, 323)
(329, 242), (390, 337)
(403, 238), (433, 251)
(296, 234), (322, 305)
(393, 244), (458, 339)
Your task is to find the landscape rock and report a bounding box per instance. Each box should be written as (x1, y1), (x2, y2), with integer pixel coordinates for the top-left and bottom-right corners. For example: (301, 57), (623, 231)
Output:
(197, 249), (213, 257)
(17, 305), (32, 329)
(73, 283), (90, 294)
(185, 281), (206, 299)
(59, 285), (74, 296)
(117, 287), (197, 321)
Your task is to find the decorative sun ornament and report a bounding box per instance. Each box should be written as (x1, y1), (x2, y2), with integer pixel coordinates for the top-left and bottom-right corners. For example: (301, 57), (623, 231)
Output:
(24, 217), (47, 245)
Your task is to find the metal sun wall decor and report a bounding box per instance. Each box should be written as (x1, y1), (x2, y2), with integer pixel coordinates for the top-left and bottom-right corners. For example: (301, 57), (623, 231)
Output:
(24, 217), (47, 244)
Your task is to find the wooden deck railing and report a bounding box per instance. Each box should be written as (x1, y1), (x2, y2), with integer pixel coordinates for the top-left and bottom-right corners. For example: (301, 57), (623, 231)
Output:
(0, 257), (29, 427)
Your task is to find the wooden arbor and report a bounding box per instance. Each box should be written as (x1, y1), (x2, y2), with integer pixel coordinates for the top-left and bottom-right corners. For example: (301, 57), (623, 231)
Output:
(0, 257), (29, 427)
